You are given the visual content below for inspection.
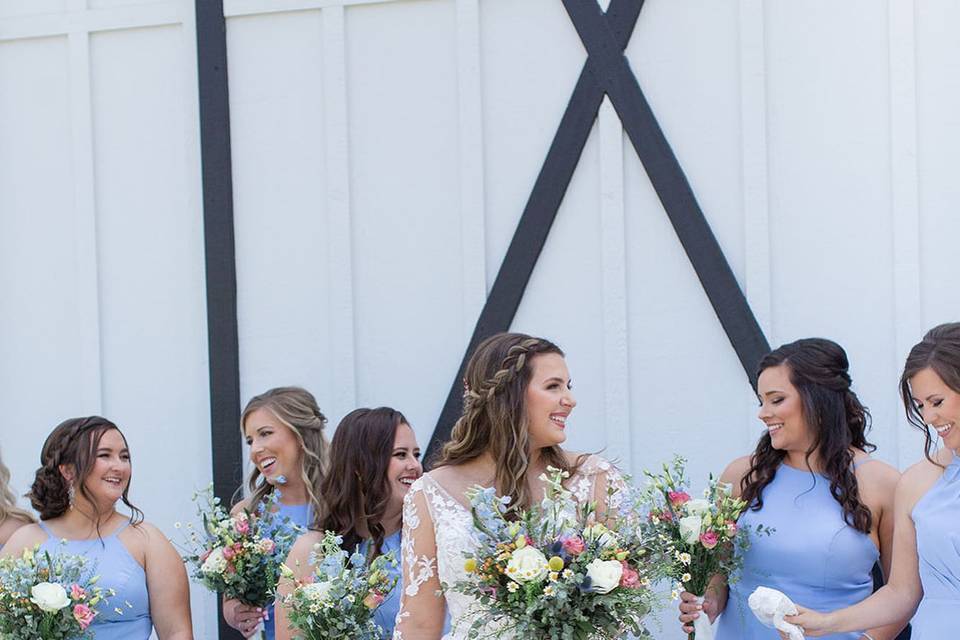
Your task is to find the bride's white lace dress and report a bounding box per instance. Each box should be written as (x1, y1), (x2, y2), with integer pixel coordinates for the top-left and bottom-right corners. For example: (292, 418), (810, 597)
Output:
(392, 454), (624, 640)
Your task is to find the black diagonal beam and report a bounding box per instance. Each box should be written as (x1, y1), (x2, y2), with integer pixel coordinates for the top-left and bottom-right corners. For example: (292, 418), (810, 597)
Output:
(424, 0), (644, 462)
(195, 2), (244, 638)
(561, 0), (770, 385)
(427, 0), (769, 462)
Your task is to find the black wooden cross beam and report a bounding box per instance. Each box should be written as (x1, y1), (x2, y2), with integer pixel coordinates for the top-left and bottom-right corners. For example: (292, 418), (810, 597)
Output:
(425, 0), (770, 461)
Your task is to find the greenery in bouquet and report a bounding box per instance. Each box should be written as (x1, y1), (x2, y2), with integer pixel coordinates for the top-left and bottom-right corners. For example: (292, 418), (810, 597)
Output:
(177, 485), (301, 607)
(640, 456), (771, 599)
(450, 466), (666, 640)
(279, 531), (397, 640)
(0, 545), (114, 640)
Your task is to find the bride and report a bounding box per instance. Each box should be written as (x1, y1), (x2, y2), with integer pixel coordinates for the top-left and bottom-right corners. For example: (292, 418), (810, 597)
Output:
(393, 332), (624, 639)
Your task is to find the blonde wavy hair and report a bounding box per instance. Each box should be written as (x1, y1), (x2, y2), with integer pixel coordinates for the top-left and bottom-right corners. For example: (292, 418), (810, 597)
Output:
(435, 332), (584, 512)
(1, 448), (35, 525)
(239, 387), (331, 517)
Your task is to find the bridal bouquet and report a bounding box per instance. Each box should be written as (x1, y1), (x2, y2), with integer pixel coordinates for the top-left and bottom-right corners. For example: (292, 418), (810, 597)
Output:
(0, 545), (113, 640)
(641, 456), (770, 640)
(178, 486), (301, 609)
(450, 466), (663, 640)
(279, 531), (397, 640)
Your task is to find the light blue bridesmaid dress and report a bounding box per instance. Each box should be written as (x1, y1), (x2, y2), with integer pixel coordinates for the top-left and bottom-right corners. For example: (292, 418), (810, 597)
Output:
(362, 530), (403, 639)
(909, 451), (959, 639)
(715, 461), (878, 639)
(37, 519), (153, 640)
(263, 501), (311, 640)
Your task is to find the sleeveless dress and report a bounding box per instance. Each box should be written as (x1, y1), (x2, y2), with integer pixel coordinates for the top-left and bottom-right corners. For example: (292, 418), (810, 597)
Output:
(715, 462), (878, 639)
(394, 455), (622, 640)
(37, 520), (152, 639)
(263, 502), (311, 640)
(357, 530), (403, 638)
(909, 451), (960, 638)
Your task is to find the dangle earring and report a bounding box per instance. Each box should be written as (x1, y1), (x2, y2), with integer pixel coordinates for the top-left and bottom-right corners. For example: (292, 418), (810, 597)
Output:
(68, 484), (76, 510)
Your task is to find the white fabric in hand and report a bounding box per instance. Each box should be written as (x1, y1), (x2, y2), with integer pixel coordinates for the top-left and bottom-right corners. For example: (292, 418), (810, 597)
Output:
(692, 595), (715, 640)
(748, 586), (804, 640)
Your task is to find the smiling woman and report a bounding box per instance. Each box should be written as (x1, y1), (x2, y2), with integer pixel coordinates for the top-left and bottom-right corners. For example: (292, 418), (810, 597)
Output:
(0, 417), (193, 640)
(222, 387), (331, 639)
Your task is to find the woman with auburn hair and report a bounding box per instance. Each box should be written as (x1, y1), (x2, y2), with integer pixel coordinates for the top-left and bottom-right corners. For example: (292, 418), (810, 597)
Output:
(677, 338), (908, 640)
(275, 407), (423, 640)
(0, 448), (35, 548)
(392, 332), (624, 640)
(0, 416), (193, 639)
(787, 324), (960, 639)
(223, 386), (331, 639)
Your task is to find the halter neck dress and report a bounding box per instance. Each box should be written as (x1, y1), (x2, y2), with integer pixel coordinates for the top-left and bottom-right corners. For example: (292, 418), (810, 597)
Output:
(263, 501), (311, 640)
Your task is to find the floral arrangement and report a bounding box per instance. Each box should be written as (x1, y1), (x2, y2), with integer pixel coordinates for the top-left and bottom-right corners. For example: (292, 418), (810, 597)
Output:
(178, 485), (301, 609)
(279, 531), (397, 640)
(640, 456), (770, 639)
(0, 545), (113, 640)
(450, 466), (664, 640)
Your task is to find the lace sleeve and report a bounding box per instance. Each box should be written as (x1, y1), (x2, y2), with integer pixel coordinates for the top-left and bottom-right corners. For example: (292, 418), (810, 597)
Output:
(572, 455), (629, 522)
(393, 478), (445, 640)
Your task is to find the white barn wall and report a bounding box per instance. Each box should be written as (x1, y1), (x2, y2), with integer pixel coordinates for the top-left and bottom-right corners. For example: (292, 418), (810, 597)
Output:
(3, 1), (960, 638)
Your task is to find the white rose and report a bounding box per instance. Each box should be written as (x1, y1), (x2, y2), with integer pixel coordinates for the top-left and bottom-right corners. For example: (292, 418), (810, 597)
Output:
(505, 546), (549, 584)
(200, 547), (227, 575)
(679, 515), (703, 544)
(30, 582), (70, 612)
(585, 559), (623, 594)
(301, 580), (334, 603)
(686, 499), (711, 516)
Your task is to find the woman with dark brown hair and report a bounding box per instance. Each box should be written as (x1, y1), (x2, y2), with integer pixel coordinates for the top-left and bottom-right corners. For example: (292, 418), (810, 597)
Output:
(274, 407), (422, 640)
(0, 416), (192, 639)
(223, 386), (331, 639)
(787, 323), (960, 638)
(393, 332), (624, 640)
(676, 338), (908, 640)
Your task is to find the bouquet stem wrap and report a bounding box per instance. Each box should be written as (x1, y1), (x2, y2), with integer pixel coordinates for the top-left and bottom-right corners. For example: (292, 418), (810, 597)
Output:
(690, 595), (715, 640)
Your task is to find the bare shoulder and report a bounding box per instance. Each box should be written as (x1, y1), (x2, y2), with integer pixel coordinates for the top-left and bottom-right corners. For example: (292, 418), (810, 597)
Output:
(720, 455), (753, 488)
(230, 497), (253, 515)
(0, 515), (32, 547)
(895, 455), (947, 512)
(286, 530), (323, 575)
(0, 522), (47, 557)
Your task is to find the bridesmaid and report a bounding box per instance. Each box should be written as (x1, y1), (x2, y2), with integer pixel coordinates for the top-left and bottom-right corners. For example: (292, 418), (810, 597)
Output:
(275, 407), (423, 640)
(0, 416), (193, 639)
(787, 323), (960, 638)
(0, 448), (34, 548)
(677, 338), (908, 639)
(223, 386), (331, 639)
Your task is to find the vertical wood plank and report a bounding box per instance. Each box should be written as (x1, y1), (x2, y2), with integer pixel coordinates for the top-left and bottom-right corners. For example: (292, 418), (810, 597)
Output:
(738, 0), (770, 445)
(598, 97), (632, 473)
(455, 0), (487, 337)
(68, 17), (103, 413)
(889, 0), (921, 468)
(322, 5), (357, 416)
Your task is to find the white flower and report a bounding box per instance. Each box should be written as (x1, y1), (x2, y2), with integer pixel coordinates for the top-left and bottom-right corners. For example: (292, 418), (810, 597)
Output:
(301, 580), (334, 603)
(200, 547), (227, 575)
(30, 582), (70, 612)
(585, 559), (623, 594)
(583, 523), (619, 549)
(679, 515), (703, 544)
(505, 546), (549, 584)
(686, 499), (711, 516)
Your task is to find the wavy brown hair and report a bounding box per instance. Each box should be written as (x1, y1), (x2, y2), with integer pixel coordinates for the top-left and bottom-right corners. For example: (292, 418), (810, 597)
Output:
(240, 387), (330, 518)
(318, 407), (408, 556)
(27, 417), (143, 532)
(741, 338), (875, 533)
(899, 322), (960, 467)
(435, 332), (584, 514)
(1, 449), (35, 525)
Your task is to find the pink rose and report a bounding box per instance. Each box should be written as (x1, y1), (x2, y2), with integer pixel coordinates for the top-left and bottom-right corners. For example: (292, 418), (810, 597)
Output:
(70, 584), (86, 601)
(259, 538), (276, 554)
(699, 531), (719, 550)
(363, 592), (385, 609)
(222, 546), (236, 561)
(668, 491), (691, 507)
(234, 517), (250, 535)
(561, 536), (586, 556)
(73, 603), (96, 630)
(619, 561), (640, 588)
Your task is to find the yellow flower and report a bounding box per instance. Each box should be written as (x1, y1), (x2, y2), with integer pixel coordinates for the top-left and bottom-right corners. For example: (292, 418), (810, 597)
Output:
(615, 551), (628, 561)
(548, 556), (564, 572)
(464, 558), (477, 573)
(515, 535), (527, 549)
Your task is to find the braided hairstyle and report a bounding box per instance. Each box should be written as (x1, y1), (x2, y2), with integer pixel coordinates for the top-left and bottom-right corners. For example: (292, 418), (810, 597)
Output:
(436, 332), (583, 514)
(899, 322), (960, 466)
(28, 416), (143, 527)
(741, 338), (876, 533)
(240, 387), (330, 518)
